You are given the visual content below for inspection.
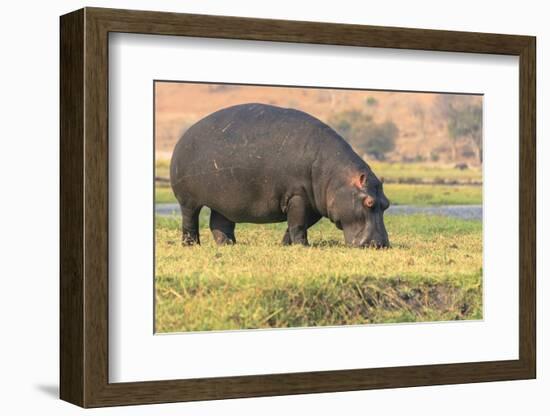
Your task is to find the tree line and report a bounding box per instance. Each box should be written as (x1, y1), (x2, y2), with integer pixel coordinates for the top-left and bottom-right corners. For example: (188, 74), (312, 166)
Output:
(327, 95), (482, 163)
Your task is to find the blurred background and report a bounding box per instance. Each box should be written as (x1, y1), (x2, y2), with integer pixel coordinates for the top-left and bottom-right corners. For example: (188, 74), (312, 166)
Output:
(155, 82), (482, 208)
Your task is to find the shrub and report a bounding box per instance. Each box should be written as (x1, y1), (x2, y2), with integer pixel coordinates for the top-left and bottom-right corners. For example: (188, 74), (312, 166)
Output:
(328, 110), (398, 161)
(437, 96), (483, 163)
(366, 96), (378, 106)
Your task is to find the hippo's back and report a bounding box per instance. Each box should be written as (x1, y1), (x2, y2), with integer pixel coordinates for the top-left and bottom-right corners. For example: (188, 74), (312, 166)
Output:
(169, 103), (350, 223)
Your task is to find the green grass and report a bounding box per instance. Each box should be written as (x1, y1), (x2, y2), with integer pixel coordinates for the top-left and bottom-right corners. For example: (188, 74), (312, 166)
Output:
(155, 213), (482, 332)
(369, 161), (482, 182)
(156, 159), (170, 179)
(155, 183), (482, 206)
(156, 186), (176, 204)
(384, 183), (481, 206)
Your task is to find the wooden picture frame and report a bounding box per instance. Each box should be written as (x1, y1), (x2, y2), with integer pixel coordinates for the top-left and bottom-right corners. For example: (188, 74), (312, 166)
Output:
(60, 7), (536, 408)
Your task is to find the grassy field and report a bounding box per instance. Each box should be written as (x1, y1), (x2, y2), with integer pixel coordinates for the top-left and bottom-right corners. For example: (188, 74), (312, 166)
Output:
(155, 182), (481, 206)
(155, 160), (482, 206)
(155, 212), (482, 333)
(369, 161), (482, 182)
(155, 159), (170, 178)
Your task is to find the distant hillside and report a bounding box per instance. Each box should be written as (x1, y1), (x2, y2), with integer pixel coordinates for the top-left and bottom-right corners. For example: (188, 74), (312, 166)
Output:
(155, 82), (482, 165)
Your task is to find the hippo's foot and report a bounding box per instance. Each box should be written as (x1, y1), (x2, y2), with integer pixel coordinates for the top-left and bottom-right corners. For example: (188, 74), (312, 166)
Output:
(281, 229), (291, 245)
(182, 232), (200, 246)
(179, 203), (201, 246)
(281, 228), (309, 246)
(212, 230), (236, 245)
(210, 210), (236, 246)
(284, 196), (313, 246)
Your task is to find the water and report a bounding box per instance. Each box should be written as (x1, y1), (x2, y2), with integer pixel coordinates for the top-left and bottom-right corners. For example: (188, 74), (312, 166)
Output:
(155, 203), (482, 221)
(387, 205), (482, 220)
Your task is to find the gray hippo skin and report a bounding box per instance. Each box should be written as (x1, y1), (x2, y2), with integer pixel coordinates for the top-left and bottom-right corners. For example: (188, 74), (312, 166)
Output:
(170, 103), (390, 248)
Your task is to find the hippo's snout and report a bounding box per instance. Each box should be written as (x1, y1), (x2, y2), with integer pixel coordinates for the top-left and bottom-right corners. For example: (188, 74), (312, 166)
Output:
(352, 210), (390, 249)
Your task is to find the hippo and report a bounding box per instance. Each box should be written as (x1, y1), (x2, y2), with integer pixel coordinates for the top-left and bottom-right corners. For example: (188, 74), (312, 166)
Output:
(169, 103), (390, 248)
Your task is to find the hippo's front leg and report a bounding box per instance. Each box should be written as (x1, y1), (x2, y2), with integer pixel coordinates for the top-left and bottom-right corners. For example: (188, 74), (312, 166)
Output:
(283, 195), (310, 246)
(282, 211), (321, 245)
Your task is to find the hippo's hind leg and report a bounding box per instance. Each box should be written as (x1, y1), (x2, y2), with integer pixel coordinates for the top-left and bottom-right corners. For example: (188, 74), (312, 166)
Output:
(210, 210), (236, 245)
(282, 196), (320, 246)
(179, 203), (202, 245)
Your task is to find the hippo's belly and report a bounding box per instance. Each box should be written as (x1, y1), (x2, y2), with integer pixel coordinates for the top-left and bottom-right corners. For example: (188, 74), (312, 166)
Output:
(177, 168), (290, 224)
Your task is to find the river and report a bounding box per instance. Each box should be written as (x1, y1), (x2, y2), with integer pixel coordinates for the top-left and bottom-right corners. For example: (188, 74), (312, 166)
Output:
(155, 203), (482, 221)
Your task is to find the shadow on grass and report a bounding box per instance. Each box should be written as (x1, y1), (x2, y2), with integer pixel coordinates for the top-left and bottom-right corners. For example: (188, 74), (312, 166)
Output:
(310, 239), (345, 248)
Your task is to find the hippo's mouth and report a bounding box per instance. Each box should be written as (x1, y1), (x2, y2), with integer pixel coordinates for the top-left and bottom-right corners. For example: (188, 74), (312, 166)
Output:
(349, 225), (390, 249)
(350, 234), (390, 249)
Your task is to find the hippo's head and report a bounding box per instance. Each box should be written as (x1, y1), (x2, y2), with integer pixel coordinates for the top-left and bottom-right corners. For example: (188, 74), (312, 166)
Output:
(330, 170), (390, 248)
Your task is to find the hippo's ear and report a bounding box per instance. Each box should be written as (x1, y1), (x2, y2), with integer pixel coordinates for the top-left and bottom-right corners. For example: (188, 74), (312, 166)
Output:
(353, 173), (368, 189)
(359, 173), (367, 188)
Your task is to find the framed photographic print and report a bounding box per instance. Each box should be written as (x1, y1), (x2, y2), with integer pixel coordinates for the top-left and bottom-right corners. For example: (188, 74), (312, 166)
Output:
(60, 7), (536, 408)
